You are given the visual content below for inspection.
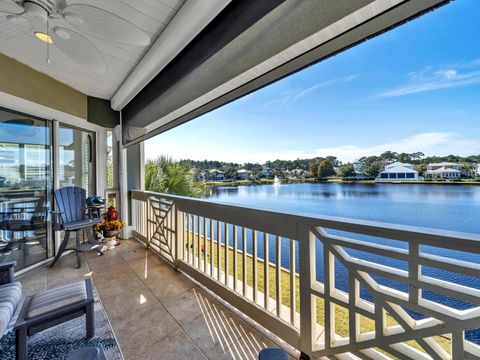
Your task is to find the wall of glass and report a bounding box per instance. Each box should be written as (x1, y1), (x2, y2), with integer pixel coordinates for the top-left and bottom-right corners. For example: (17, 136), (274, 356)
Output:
(0, 108), (52, 270)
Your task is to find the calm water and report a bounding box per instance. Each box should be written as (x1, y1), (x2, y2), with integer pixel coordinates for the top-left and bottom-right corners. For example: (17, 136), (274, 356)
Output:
(208, 182), (480, 233)
(203, 183), (480, 340)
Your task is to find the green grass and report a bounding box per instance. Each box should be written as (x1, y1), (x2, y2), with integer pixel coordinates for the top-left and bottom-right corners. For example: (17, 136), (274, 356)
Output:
(184, 231), (451, 357)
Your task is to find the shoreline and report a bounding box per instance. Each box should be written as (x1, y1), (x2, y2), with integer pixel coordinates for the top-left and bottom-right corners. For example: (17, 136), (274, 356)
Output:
(206, 177), (480, 186)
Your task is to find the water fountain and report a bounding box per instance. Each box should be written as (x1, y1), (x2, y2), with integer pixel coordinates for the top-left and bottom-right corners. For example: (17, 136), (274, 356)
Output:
(273, 175), (281, 186)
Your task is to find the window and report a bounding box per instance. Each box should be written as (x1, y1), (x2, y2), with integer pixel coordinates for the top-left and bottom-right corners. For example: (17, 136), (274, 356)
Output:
(59, 125), (95, 195)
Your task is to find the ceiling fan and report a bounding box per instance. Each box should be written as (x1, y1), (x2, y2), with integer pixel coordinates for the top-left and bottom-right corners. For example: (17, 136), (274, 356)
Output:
(0, 0), (151, 73)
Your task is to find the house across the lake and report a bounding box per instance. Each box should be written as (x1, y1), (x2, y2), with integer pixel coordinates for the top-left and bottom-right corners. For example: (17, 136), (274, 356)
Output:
(353, 161), (365, 175)
(209, 169), (226, 181)
(424, 162), (462, 179)
(377, 162), (419, 181)
(237, 169), (252, 180)
(262, 166), (272, 177)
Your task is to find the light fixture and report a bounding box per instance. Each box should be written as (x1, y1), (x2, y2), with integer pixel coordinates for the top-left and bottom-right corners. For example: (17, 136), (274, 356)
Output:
(34, 31), (52, 44)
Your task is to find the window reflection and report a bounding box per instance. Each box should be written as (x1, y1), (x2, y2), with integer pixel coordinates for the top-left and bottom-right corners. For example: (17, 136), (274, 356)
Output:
(0, 110), (51, 270)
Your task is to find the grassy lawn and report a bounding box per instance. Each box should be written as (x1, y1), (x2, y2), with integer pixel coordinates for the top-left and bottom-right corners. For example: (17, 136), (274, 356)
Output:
(184, 231), (451, 357)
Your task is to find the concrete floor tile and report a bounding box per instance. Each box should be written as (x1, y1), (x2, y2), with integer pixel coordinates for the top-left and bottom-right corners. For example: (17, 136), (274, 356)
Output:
(163, 286), (216, 326)
(128, 328), (207, 360)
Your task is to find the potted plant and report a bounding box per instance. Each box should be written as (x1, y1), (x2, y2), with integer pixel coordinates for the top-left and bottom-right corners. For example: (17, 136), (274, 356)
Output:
(93, 216), (126, 250)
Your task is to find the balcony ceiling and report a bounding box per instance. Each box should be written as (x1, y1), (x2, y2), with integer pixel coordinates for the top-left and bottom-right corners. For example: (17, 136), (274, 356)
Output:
(0, 0), (187, 99)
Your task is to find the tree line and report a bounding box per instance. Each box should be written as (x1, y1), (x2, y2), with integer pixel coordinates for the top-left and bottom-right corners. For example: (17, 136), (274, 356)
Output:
(179, 152), (480, 179)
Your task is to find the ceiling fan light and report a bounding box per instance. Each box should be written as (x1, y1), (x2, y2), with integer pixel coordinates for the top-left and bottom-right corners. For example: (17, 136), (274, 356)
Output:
(35, 32), (53, 44)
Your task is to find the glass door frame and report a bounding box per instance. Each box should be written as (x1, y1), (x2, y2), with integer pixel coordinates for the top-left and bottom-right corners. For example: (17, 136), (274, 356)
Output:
(0, 106), (111, 275)
(0, 106), (53, 271)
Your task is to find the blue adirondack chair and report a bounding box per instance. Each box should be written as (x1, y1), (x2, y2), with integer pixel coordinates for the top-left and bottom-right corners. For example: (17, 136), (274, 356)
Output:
(49, 187), (103, 268)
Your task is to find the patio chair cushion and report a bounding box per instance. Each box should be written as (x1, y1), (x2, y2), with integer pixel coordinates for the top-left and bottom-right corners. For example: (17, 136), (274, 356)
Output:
(0, 281), (22, 336)
(26, 280), (88, 319)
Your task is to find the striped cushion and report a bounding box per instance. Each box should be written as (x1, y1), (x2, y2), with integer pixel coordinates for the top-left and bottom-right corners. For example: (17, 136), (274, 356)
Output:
(27, 280), (87, 319)
(0, 282), (22, 336)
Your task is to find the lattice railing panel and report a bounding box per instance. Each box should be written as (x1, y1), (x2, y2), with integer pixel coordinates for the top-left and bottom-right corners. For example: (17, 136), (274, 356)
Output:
(310, 226), (480, 360)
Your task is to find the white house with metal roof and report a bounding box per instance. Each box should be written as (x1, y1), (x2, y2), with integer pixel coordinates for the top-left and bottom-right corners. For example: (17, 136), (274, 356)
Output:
(424, 162), (462, 179)
(377, 162), (419, 181)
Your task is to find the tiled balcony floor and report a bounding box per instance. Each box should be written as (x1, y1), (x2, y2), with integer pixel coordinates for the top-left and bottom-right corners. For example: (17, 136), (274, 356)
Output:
(17, 239), (295, 360)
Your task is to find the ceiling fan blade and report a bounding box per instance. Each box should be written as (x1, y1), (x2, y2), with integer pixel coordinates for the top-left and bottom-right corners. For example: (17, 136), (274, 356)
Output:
(0, 0), (24, 14)
(0, 12), (32, 41)
(51, 27), (106, 73)
(61, 4), (150, 46)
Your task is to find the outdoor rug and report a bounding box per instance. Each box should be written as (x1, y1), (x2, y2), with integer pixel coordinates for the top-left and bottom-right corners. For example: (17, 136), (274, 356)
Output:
(0, 288), (123, 360)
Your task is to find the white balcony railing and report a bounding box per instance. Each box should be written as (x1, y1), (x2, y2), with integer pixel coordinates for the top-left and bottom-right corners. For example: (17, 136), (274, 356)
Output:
(130, 190), (480, 359)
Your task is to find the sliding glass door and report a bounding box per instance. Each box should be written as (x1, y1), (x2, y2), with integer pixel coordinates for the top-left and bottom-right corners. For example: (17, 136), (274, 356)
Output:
(0, 109), (99, 271)
(0, 109), (52, 270)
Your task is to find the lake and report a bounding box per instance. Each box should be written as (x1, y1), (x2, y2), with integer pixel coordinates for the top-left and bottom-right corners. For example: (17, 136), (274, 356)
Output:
(208, 182), (480, 233)
(204, 182), (480, 341)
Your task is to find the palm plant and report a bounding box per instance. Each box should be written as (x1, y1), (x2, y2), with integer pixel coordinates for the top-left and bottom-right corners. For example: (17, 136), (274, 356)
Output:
(145, 156), (205, 197)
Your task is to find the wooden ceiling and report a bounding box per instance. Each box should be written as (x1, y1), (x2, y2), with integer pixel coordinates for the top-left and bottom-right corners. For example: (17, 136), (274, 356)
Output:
(0, 0), (186, 99)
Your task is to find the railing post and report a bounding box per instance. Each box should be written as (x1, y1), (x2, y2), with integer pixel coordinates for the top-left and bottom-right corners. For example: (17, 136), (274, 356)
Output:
(298, 222), (315, 359)
(176, 207), (184, 268)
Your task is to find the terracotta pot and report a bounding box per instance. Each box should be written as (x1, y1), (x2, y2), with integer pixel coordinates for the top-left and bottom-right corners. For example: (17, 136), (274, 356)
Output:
(104, 230), (120, 238)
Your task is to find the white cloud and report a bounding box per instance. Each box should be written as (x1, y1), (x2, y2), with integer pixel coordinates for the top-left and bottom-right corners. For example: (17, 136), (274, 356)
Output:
(265, 75), (357, 108)
(378, 60), (480, 97)
(146, 132), (480, 164)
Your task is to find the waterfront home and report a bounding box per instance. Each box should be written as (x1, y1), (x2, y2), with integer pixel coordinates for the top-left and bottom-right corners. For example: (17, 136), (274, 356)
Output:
(209, 169), (227, 181)
(237, 169), (252, 180)
(477, 164), (480, 176)
(353, 161), (365, 175)
(262, 166), (272, 177)
(377, 162), (419, 181)
(292, 168), (307, 178)
(424, 162), (462, 179)
(1, 1), (478, 359)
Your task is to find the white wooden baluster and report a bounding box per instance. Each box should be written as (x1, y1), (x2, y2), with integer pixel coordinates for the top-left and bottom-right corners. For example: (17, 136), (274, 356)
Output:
(290, 238), (296, 326)
(298, 224), (316, 357)
(348, 270), (359, 345)
(225, 222), (229, 286)
(264, 232), (270, 310)
(186, 214), (190, 264)
(210, 218), (213, 277)
(146, 197), (150, 248)
(203, 217), (207, 273)
(253, 230), (258, 304)
(193, 215), (197, 267)
(324, 243), (334, 349)
(243, 227), (247, 297)
(233, 225), (238, 292)
(409, 241), (420, 304)
(276, 235), (281, 318)
(176, 209), (184, 265)
(217, 220), (221, 282)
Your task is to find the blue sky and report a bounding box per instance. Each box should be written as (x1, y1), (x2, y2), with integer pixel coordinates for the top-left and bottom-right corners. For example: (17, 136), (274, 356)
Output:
(146, 0), (480, 164)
